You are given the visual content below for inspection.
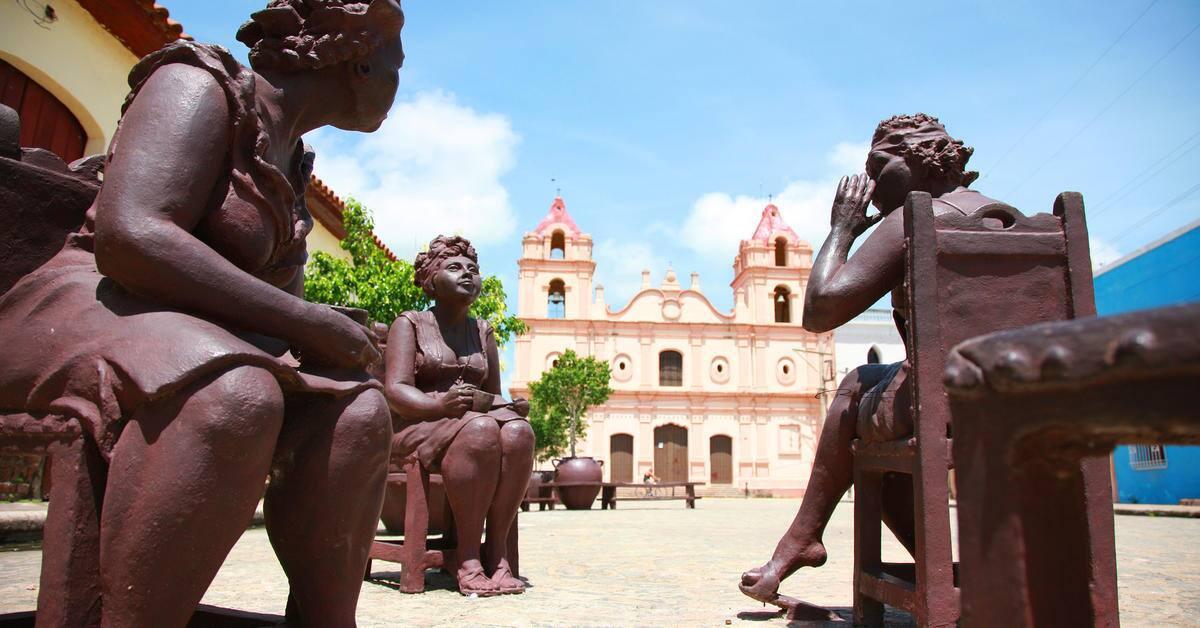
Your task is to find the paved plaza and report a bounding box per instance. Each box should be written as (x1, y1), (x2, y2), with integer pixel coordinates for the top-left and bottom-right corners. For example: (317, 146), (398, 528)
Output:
(2, 498), (1199, 626)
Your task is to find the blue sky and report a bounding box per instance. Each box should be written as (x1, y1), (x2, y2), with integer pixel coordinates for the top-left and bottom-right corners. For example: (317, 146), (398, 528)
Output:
(171, 0), (1200, 319)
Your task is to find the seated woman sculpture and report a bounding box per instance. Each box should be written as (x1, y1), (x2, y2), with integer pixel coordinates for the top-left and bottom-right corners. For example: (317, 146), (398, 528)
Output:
(384, 235), (535, 597)
(740, 114), (1000, 602)
(0, 1), (405, 625)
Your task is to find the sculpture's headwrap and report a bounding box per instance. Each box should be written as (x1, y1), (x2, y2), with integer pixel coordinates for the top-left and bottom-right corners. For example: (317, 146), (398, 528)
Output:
(236, 0), (404, 72)
(413, 235), (479, 298)
(871, 113), (978, 187)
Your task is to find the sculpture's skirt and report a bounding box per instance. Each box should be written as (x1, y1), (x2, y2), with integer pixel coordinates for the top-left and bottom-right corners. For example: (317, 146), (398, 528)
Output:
(0, 244), (379, 460)
(392, 408), (527, 473)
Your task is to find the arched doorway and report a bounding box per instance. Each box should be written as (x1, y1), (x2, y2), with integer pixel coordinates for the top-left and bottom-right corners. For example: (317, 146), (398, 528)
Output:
(0, 58), (86, 162)
(610, 434), (633, 483)
(710, 435), (732, 484)
(653, 424), (688, 483)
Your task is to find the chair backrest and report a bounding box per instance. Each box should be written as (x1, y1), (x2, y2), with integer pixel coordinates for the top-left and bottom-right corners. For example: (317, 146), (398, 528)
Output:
(0, 104), (98, 297)
(903, 190), (1096, 444)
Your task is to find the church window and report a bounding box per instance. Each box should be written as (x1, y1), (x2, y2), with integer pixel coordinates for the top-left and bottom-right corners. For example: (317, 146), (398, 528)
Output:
(775, 237), (788, 266)
(867, 346), (882, 364)
(550, 230), (566, 259)
(548, 279), (566, 318)
(659, 350), (683, 386)
(774, 286), (791, 323)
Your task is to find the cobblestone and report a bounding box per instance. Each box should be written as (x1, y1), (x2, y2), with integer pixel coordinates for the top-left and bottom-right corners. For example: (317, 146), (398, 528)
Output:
(2, 498), (1198, 626)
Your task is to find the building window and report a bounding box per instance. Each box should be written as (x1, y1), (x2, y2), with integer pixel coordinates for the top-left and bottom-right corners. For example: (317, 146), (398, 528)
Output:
(550, 230), (566, 259)
(774, 286), (791, 323)
(867, 346), (882, 364)
(659, 350), (683, 386)
(775, 237), (788, 266)
(1129, 445), (1168, 471)
(547, 279), (565, 318)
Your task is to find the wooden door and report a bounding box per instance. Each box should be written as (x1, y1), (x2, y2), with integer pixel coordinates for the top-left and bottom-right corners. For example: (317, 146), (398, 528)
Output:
(610, 434), (633, 483)
(653, 424), (688, 483)
(0, 59), (86, 162)
(710, 435), (732, 484)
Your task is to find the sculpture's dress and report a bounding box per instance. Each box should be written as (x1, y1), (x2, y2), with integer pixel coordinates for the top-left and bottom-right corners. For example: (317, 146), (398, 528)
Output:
(0, 42), (377, 459)
(390, 310), (525, 471)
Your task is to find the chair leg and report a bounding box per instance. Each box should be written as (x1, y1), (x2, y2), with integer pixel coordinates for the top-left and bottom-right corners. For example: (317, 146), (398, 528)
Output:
(38, 437), (105, 628)
(853, 467), (885, 627)
(400, 461), (431, 593)
(507, 512), (520, 579)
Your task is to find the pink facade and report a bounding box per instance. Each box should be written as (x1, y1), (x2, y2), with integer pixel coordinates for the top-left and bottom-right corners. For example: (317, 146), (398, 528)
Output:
(510, 198), (834, 496)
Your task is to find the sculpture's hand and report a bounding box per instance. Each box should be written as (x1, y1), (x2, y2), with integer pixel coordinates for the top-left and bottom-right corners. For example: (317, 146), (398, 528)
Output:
(439, 383), (475, 418)
(830, 174), (880, 237)
(510, 397), (530, 417)
(298, 308), (382, 370)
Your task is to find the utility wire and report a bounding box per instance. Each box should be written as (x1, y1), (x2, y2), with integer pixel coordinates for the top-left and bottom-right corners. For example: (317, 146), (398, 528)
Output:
(1111, 181), (1200, 246)
(1006, 20), (1200, 198)
(1091, 132), (1200, 217)
(984, 0), (1160, 179)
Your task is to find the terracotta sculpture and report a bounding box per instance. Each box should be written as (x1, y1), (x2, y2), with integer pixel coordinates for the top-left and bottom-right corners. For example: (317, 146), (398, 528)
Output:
(0, 1), (405, 625)
(383, 235), (535, 596)
(740, 114), (999, 602)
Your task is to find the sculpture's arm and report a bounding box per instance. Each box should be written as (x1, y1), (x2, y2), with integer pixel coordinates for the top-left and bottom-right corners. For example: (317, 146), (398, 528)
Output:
(92, 64), (376, 370)
(383, 316), (471, 419)
(803, 175), (904, 333)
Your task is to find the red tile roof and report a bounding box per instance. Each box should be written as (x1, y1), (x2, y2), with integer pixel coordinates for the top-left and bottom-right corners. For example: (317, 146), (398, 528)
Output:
(532, 196), (582, 236)
(77, 0), (192, 58)
(750, 203), (800, 243)
(306, 175), (397, 261)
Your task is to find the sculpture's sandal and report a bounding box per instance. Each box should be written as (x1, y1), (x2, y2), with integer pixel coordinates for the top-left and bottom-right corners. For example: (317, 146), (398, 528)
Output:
(457, 565), (501, 597)
(490, 561), (525, 595)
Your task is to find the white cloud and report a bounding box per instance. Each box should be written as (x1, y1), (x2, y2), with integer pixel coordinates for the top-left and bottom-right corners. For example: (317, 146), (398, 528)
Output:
(306, 90), (520, 258)
(679, 141), (870, 258)
(1089, 236), (1123, 270)
(592, 238), (669, 309)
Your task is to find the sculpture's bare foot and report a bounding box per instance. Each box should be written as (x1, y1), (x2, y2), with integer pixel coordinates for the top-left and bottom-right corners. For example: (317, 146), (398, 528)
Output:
(489, 558), (525, 594)
(739, 542), (827, 603)
(457, 561), (501, 597)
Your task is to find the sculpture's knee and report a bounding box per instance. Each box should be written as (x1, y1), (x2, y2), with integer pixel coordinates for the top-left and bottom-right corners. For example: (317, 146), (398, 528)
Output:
(456, 416), (501, 460)
(335, 388), (392, 467)
(500, 421), (535, 458)
(190, 366), (284, 447)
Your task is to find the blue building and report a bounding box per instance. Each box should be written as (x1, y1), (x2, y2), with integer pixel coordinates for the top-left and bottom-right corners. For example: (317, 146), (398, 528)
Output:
(1093, 219), (1200, 504)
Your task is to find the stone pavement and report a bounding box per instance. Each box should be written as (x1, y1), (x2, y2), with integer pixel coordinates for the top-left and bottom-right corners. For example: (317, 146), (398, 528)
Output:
(2, 498), (1199, 626)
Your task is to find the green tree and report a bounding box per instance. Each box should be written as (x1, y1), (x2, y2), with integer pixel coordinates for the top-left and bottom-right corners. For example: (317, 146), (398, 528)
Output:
(528, 350), (613, 461)
(304, 198), (526, 346)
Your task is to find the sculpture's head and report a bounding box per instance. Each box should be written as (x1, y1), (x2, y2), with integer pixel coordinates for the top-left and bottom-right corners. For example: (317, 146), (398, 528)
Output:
(866, 113), (978, 213)
(414, 235), (481, 306)
(236, 0), (405, 132)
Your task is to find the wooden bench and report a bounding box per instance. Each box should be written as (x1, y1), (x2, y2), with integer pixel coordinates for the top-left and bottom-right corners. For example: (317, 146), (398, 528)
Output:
(600, 482), (703, 509)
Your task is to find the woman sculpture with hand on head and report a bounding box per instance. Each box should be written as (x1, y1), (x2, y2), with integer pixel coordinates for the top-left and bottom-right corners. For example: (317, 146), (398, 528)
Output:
(0, 1), (405, 625)
(384, 235), (535, 597)
(740, 114), (1001, 604)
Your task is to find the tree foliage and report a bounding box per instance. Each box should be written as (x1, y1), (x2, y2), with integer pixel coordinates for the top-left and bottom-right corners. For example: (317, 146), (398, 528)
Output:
(304, 198), (526, 346)
(528, 350), (613, 461)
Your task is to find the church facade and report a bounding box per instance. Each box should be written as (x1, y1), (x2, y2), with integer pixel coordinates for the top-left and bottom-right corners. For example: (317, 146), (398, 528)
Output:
(509, 197), (834, 496)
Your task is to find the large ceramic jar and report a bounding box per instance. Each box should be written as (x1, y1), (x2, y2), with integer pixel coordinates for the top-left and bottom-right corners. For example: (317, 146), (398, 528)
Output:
(553, 456), (603, 510)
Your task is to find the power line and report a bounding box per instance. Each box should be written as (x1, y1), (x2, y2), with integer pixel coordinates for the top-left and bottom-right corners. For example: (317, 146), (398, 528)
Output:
(1111, 181), (1200, 246)
(984, 0), (1160, 179)
(1091, 131), (1200, 217)
(1006, 20), (1200, 198)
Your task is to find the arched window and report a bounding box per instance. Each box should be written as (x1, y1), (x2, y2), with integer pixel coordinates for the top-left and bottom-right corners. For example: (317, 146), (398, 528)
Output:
(774, 286), (791, 323)
(550, 230), (566, 259)
(659, 350), (683, 386)
(547, 279), (566, 318)
(0, 58), (87, 162)
(775, 237), (788, 266)
(867, 346), (882, 365)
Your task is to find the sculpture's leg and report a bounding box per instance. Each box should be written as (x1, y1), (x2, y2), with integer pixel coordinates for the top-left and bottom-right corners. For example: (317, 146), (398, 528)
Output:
(483, 421), (534, 589)
(739, 365), (886, 601)
(99, 366), (284, 627)
(266, 388), (390, 627)
(440, 417), (501, 595)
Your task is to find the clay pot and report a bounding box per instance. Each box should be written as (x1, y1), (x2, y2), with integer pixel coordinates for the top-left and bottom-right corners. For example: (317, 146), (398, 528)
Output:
(379, 477), (448, 535)
(553, 456), (603, 510)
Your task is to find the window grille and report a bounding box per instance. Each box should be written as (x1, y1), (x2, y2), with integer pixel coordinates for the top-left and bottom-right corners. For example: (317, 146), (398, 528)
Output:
(659, 351), (683, 386)
(1129, 444), (1167, 471)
